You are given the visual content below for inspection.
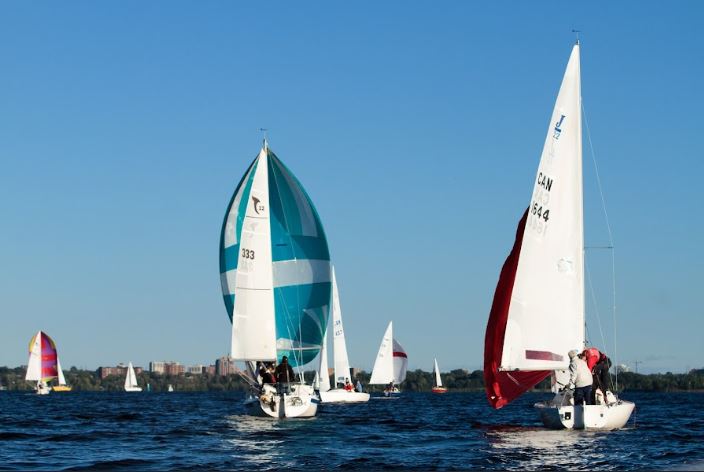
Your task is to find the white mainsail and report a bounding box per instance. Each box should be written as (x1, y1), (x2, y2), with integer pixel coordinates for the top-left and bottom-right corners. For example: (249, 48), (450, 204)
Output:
(125, 362), (139, 390)
(500, 43), (584, 372)
(369, 322), (394, 384)
(433, 358), (442, 388)
(319, 331), (331, 392)
(25, 331), (43, 381)
(331, 268), (352, 386)
(230, 147), (277, 362)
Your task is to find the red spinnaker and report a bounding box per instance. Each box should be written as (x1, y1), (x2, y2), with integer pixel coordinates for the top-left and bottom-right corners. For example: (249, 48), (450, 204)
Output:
(484, 209), (550, 409)
(39, 332), (58, 380)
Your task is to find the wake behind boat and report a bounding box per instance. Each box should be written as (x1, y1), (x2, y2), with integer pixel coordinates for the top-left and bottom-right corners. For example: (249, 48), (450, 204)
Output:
(483, 42), (633, 430)
(219, 140), (332, 419)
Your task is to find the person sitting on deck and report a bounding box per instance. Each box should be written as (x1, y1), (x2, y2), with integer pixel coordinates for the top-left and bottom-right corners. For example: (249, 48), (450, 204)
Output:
(344, 378), (354, 392)
(568, 349), (593, 405)
(274, 356), (295, 395)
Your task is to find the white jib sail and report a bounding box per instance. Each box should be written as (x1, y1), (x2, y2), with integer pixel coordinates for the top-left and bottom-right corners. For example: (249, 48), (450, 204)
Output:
(331, 268), (352, 386)
(434, 358), (442, 388)
(57, 358), (66, 386)
(25, 331), (42, 381)
(125, 362), (138, 389)
(500, 43), (585, 372)
(392, 338), (408, 383)
(369, 321), (394, 385)
(319, 331), (331, 392)
(231, 147), (277, 362)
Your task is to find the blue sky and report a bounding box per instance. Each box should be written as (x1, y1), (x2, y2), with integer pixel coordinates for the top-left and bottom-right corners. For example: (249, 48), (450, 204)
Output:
(1, 2), (702, 374)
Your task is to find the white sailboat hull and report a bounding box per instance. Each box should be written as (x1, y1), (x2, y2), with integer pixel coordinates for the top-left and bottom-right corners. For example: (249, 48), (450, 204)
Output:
(124, 387), (143, 392)
(35, 382), (51, 395)
(534, 392), (634, 430)
(245, 384), (318, 418)
(319, 388), (370, 404)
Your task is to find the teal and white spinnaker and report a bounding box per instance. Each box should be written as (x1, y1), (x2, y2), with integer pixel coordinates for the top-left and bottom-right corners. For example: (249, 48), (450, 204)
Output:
(219, 141), (332, 368)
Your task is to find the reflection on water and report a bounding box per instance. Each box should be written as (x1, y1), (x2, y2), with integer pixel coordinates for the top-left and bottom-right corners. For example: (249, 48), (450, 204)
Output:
(486, 425), (609, 470)
(223, 413), (317, 469)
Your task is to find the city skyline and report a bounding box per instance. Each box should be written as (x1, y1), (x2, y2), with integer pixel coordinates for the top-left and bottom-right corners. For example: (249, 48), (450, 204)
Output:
(1, 3), (703, 375)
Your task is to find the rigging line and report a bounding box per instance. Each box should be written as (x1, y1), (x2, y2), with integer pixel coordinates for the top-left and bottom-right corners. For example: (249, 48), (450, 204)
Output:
(583, 101), (619, 391)
(585, 258), (608, 355)
(268, 155), (304, 370)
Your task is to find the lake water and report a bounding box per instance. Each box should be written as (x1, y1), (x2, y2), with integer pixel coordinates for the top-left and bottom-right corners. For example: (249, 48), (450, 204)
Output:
(1, 391), (702, 470)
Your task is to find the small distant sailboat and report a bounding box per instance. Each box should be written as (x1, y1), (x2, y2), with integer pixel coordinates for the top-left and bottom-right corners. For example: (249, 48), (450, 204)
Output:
(52, 358), (73, 392)
(167, 384), (174, 392)
(431, 358), (447, 394)
(25, 331), (59, 395)
(318, 268), (370, 403)
(369, 321), (407, 396)
(483, 42), (634, 430)
(124, 362), (142, 392)
(219, 140), (332, 418)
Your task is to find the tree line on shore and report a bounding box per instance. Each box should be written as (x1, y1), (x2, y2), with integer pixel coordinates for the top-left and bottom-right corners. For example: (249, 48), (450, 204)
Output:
(2, 366), (703, 393)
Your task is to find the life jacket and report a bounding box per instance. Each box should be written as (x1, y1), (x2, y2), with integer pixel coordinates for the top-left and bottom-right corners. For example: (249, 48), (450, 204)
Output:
(583, 347), (601, 372)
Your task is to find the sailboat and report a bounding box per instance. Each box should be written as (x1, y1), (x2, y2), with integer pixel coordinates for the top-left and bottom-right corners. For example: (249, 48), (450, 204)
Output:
(124, 362), (142, 392)
(318, 268), (370, 403)
(219, 140), (332, 418)
(431, 358), (447, 394)
(483, 41), (634, 430)
(52, 358), (73, 392)
(25, 331), (59, 395)
(167, 384), (174, 392)
(369, 321), (407, 396)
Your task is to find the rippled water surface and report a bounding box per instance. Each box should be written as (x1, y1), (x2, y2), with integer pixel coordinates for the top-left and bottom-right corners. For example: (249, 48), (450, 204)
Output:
(1, 391), (703, 470)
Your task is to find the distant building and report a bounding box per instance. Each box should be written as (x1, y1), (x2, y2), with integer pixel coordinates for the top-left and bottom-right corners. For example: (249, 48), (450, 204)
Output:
(149, 361), (185, 376)
(97, 363), (143, 379)
(187, 365), (206, 375)
(150, 361), (165, 374)
(206, 365), (216, 375)
(164, 362), (185, 376)
(216, 356), (238, 376)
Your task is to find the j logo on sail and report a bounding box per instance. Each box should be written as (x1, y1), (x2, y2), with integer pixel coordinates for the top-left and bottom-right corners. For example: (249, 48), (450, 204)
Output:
(553, 114), (566, 139)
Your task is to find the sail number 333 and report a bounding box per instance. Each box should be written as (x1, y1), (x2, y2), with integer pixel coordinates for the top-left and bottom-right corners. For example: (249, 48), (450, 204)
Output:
(241, 248), (255, 260)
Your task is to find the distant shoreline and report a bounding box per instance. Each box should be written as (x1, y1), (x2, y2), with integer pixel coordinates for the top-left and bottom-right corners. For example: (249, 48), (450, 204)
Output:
(3, 367), (703, 393)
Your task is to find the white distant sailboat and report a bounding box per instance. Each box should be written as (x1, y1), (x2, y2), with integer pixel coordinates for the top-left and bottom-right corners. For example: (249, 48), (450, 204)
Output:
(124, 362), (142, 392)
(219, 140), (332, 418)
(167, 384), (174, 393)
(319, 268), (370, 403)
(369, 321), (407, 396)
(483, 41), (634, 430)
(431, 358), (447, 394)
